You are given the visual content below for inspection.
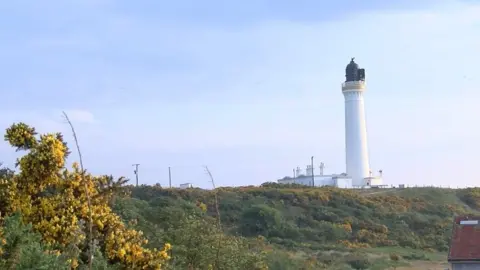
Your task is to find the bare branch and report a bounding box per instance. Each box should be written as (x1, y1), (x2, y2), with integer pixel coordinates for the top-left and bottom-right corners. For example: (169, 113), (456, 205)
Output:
(204, 166), (220, 226)
(62, 111), (94, 270)
(204, 166), (222, 269)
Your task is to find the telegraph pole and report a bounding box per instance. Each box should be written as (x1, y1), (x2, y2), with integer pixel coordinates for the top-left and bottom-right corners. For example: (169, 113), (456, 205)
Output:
(132, 164), (140, 186)
(311, 156), (315, 187)
(168, 167), (172, 188)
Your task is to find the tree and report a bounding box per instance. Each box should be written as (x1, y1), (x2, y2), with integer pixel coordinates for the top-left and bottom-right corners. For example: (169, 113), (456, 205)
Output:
(96, 175), (130, 207)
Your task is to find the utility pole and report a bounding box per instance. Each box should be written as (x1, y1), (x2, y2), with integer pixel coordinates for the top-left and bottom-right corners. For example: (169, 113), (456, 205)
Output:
(132, 164), (140, 186)
(311, 156), (315, 187)
(168, 167), (172, 188)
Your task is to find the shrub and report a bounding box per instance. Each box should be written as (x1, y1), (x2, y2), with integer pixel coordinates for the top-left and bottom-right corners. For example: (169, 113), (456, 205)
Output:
(2, 123), (170, 269)
(346, 255), (371, 269)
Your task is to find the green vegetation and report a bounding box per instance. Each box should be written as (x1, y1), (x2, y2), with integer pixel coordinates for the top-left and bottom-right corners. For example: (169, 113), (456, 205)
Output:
(122, 183), (480, 269)
(3, 123), (480, 269)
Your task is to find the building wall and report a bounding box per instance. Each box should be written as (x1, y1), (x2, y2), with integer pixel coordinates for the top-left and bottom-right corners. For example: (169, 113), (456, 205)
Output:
(294, 177), (314, 186)
(452, 263), (480, 270)
(277, 175), (353, 188)
(369, 177), (383, 186)
(314, 176), (335, 187)
(335, 178), (353, 188)
(179, 183), (193, 189)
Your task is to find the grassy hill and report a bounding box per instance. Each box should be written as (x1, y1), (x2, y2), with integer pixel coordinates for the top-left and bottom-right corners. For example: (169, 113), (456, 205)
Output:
(116, 184), (480, 269)
(4, 123), (480, 269)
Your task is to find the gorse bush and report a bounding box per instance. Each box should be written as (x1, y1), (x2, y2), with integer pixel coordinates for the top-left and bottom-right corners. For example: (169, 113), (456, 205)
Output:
(1, 123), (170, 269)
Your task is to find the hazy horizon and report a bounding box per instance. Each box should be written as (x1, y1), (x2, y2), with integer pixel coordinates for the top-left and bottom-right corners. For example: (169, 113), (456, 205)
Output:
(1, 0), (479, 188)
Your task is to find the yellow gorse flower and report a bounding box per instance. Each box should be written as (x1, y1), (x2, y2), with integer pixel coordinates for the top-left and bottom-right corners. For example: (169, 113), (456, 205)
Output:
(3, 123), (171, 269)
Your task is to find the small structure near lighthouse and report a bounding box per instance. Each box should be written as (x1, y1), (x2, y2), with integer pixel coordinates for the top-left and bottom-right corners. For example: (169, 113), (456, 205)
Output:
(276, 58), (383, 188)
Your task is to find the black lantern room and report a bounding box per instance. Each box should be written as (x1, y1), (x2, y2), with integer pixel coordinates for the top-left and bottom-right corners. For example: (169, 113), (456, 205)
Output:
(345, 57), (366, 82)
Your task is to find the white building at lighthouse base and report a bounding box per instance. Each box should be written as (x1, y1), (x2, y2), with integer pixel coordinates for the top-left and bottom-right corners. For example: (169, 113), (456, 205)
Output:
(276, 165), (384, 189)
(278, 174), (353, 188)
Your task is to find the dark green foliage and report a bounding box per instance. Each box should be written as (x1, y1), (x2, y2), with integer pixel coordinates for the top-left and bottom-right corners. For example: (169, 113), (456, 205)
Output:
(0, 163), (14, 180)
(240, 204), (284, 237)
(113, 197), (267, 269)
(127, 185), (474, 254)
(80, 249), (121, 270)
(0, 213), (69, 269)
(402, 253), (428, 261)
(346, 255), (371, 269)
(116, 185), (480, 269)
(2, 179), (475, 269)
(0, 163), (14, 216)
(458, 188), (480, 209)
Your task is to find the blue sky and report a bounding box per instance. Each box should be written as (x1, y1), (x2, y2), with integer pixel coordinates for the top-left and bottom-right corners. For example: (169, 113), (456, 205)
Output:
(1, 0), (479, 188)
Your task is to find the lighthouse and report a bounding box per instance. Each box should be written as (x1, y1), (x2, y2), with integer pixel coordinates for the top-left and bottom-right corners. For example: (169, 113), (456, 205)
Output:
(342, 58), (371, 187)
(275, 58), (383, 189)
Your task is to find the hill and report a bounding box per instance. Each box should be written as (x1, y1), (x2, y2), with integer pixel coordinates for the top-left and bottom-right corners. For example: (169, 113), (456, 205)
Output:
(116, 184), (480, 269)
(2, 122), (480, 269)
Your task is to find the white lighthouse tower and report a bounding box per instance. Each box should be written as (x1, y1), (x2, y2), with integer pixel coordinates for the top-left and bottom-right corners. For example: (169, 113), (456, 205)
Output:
(342, 58), (371, 187)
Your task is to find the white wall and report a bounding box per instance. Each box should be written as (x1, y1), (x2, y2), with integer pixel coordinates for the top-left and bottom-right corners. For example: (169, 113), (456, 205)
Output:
(179, 183), (193, 189)
(369, 177), (383, 186)
(335, 178), (353, 188)
(277, 175), (353, 188)
(314, 176), (334, 187)
(295, 177), (314, 186)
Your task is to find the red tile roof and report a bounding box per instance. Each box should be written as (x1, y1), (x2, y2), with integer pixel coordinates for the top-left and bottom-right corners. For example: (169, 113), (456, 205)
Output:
(448, 216), (480, 262)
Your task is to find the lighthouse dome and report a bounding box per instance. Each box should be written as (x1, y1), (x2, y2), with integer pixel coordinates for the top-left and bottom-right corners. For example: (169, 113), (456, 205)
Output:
(345, 57), (360, 82)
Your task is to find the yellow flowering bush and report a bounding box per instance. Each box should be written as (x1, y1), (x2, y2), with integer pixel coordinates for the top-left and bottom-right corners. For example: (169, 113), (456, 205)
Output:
(3, 122), (170, 269)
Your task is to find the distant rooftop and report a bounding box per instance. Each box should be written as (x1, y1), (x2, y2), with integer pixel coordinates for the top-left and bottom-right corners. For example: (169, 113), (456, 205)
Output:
(448, 216), (480, 261)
